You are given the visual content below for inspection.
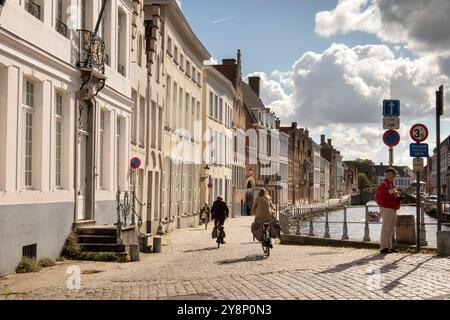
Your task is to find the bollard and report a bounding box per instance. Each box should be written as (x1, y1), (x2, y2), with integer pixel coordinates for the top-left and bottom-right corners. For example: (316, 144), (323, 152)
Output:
(309, 209), (315, 237)
(153, 236), (162, 253)
(363, 205), (371, 242)
(324, 211), (330, 238)
(129, 244), (140, 261)
(296, 209), (301, 235)
(342, 206), (349, 240)
(420, 203), (428, 246)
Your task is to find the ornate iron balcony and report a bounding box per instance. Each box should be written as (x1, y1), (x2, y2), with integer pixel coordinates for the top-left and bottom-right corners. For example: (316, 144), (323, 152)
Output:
(76, 29), (105, 74)
(55, 19), (68, 38)
(25, 0), (41, 20)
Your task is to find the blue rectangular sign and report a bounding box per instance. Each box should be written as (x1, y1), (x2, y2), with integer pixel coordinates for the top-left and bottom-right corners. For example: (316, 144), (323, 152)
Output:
(383, 100), (400, 117)
(410, 143), (429, 158)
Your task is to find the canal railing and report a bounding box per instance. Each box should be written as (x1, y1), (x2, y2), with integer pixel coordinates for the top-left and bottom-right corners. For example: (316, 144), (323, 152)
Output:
(281, 201), (450, 249)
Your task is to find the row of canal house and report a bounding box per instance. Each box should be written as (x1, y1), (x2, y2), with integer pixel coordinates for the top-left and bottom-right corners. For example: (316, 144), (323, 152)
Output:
(0, 0), (353, 275)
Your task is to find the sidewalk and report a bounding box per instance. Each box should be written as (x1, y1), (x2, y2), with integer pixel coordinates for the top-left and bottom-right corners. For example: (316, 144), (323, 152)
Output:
(1, 216), (449, 300)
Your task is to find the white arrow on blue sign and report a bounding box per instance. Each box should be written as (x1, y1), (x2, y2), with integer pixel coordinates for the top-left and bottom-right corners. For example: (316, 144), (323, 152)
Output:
(383, 100), (400, 117)
(410, 143), (429, 158)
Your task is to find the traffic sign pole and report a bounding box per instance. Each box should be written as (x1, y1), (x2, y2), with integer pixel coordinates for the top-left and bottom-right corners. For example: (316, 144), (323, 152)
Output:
(389, 147), (393, 166)
(416, 171), (421, 251)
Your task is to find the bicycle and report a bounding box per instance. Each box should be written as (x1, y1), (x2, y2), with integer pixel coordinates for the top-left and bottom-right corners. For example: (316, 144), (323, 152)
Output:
(261, 222), (272, 257)
(216, 225), (225, 248)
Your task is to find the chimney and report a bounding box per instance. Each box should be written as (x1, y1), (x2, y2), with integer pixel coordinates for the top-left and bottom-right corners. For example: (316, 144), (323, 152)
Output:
(292, 122), (297, 129)
(275, 118), (280, 129)
(222, 58), (236, 65)
(380, 162), (383, 166)
(248, 76), (261, 97)
(328, 139), (332, 147)
(321, 135), (326, 145)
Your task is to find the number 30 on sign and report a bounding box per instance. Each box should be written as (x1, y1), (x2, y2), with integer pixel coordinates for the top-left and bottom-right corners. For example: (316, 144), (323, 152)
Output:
(410, 124), (429, 143)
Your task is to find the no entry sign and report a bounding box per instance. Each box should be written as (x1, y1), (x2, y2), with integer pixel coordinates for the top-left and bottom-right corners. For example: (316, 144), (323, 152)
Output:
(383, 129), (401, 147)
(130, 157), (142, 170)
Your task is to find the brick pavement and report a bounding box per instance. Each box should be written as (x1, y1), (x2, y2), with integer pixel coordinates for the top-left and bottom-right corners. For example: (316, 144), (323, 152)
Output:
(1, 216), (449, 300)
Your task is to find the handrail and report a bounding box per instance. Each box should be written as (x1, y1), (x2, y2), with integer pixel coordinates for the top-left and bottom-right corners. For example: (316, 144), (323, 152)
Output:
(282, 201), (450, 248)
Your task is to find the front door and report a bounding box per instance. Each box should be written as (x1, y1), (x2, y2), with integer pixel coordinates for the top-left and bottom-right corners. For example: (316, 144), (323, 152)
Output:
(77, 134), (88, 220)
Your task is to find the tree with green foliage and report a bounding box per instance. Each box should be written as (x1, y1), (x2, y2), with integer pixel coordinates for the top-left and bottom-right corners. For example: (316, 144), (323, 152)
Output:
(358, 173), (371, 190)
(350, 159), (378, 187)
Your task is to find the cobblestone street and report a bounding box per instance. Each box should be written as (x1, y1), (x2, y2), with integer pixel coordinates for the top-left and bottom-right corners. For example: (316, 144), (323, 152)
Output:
(1, 216), (450, 300)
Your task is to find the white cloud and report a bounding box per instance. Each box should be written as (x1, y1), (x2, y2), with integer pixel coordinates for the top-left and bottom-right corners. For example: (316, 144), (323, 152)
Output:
(250, 43), (448, 165)
(204, 57), (218, 65)
(315, 0), (450, 55)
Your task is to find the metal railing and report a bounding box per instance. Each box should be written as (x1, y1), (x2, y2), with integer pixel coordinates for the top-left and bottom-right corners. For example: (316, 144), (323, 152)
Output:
(55, 19), (68, 37)
(282, 201), (450, 248)
(25, 0), (40, 20)
(116, 190), (145, 244)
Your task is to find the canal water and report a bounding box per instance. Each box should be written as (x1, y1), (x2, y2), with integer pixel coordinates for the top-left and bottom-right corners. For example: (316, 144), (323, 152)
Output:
(294, 201), (450, 248)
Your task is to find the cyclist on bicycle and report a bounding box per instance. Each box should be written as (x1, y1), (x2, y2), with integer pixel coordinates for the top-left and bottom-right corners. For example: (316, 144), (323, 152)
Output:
(251, 188), (276, 248)
(211, 195), (229, 244)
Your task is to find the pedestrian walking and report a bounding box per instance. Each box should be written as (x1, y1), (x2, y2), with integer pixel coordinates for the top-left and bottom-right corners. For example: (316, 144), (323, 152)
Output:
(200, 204), (210, 230)
(374, 168), (402, 254)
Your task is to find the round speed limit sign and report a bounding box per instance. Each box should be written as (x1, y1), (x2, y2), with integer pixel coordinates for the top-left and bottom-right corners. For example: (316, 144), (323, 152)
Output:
(410, 124), (429, 143)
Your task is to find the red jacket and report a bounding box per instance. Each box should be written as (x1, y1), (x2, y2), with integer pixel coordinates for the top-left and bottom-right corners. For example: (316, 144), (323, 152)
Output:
(375, 179), (401, 210)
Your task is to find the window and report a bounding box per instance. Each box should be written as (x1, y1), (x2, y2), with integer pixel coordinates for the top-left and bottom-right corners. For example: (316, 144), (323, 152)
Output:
(81, 0), (86, 29)
(131, 90), (137, 142)
(23, 80), (34, 188)
(165, 76), (171, 128)
(186, 60), (191, 77)
(191, 97), (195, 133)
(172, 82), (177, 128)
(219, 98), (223, 123)
(55, 0), (68, 37)
(116, 117), (121, 190)
(197, 72), (201, 86)
(55, 92), (63, 188)
(99, 110), (106, 189)
(117, 11), (126, 76)
(139, 97), (145, 146)
(138, 36), (143, 66)
(178, 87), (183, 129)
(174, 46), (179, 64)
(209, 92), (213, 118)
(25, 0), (41, 20)
(185, 92), (190, 130)
(151, 102), (157, 149)
(180, 54), (184, 71)
(214, 95), (218, 120)
(167, 37), (173, 56)
(192, 66), (196, 82)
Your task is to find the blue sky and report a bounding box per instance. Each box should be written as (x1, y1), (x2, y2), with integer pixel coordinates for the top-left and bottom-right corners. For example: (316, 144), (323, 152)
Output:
(182, 0), (382, 75)
(180, 0), (450, 166)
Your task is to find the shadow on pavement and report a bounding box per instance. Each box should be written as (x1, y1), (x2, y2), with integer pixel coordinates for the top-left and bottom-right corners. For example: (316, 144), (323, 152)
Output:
(319, 253), (386, 274)
(217, 254), (266, 265)
(382, 256), (433, 293)
(183, 247), (218, 253)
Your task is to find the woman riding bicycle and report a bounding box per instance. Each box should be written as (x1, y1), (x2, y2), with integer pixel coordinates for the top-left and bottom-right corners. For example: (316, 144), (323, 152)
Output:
(251, 188), (277, 248)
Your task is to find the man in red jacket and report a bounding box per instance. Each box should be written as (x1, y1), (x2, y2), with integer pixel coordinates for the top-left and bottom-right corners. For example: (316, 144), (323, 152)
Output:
(375, 168), (402, 254)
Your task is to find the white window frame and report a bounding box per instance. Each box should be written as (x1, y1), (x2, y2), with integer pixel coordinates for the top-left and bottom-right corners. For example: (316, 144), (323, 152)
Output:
(23, 79), (35, 189)
(55, 92), (64, 189)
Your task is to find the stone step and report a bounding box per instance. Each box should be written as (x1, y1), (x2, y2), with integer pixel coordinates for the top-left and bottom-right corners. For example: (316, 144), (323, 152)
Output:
(77, 243), (127, 253)
(77, 234), (117, 244)
(76, 225), (117, 236)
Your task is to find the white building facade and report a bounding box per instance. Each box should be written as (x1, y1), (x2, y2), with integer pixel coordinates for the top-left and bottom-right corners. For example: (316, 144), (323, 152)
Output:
(201, 66), (235, 209)
(148, 0), (210, 232)
(0, 0), (134, 276)
(310, 140), (321, 202)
